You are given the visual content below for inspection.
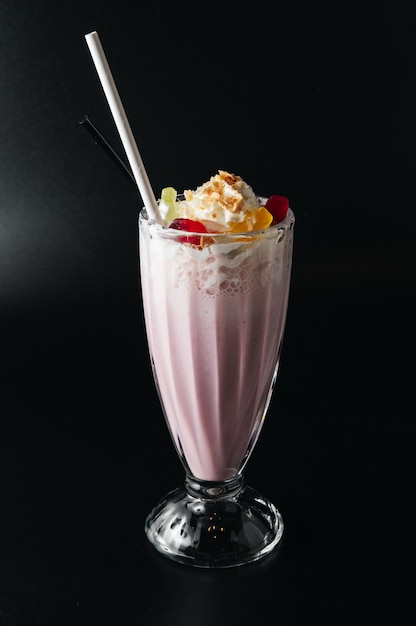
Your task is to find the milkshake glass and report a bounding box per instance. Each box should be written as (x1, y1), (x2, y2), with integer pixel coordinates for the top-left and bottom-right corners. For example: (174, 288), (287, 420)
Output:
(139, 198), (294, 567)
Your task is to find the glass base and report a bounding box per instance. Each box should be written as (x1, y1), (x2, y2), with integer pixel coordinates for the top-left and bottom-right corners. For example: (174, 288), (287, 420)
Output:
(144, 475), (284, 568)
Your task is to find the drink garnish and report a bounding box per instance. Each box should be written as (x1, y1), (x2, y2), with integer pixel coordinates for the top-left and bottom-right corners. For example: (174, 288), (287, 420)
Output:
(161, 187), (178, 222)
(229, 206), (273, 233)
(160, 175), (290, 245)
(170, 218), (208, 246)
(265, 195), (289, 224)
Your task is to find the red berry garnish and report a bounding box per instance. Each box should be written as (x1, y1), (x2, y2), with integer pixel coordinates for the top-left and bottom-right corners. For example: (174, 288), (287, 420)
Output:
(265, 195), (289, 224)
(169, 218), (208, 245)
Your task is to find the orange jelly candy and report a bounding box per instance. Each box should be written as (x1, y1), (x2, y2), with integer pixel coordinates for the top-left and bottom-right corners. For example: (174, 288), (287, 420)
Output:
(229, 207), (273, 233)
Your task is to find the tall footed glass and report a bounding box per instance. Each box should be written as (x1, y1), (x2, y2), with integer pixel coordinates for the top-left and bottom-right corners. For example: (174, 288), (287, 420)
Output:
(139, 199), (294, 567)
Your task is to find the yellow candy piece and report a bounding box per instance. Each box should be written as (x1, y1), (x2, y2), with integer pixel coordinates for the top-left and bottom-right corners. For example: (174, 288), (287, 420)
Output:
(229, 207), (273, 233)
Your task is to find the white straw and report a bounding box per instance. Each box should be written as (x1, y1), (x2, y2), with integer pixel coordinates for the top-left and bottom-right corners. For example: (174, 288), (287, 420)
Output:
(85, 31), (162, 224)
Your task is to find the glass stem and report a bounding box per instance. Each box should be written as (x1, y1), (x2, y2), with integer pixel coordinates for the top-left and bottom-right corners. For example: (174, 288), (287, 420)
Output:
(185, 474), (244, 500)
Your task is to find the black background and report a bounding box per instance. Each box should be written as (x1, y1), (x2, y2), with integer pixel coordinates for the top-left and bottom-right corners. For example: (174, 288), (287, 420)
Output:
(0, 1), (414, 624)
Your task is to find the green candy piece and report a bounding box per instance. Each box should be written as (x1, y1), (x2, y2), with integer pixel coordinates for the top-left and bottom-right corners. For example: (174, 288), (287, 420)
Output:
(161, 187), (178, 222)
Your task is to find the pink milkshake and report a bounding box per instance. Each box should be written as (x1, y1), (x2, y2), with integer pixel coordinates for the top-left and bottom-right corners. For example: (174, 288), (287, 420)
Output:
(139, 205), (293, 482)
(141, 171), (294, 567)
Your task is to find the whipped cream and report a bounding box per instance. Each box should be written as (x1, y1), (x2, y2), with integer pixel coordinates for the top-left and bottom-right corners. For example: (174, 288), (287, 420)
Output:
(159, 170), (268, 232)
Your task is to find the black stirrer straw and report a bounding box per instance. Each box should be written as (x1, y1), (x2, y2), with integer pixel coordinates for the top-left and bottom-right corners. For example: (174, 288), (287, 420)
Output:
(79, 115), (137, 188)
